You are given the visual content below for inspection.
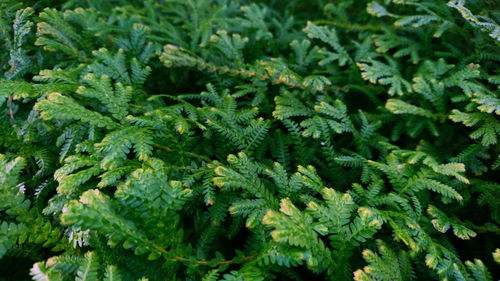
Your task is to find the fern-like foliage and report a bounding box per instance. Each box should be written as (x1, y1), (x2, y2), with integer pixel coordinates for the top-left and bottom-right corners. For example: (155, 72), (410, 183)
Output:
(0, 0), (498, 280)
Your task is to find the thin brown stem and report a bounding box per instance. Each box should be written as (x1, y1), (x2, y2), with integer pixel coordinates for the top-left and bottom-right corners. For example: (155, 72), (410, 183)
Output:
(8, 96), (14, 119)
(152, 244), (255, 266)
(172, 255), (256, 265)
(153, 143), (211, 162)
(312, 20), (386, 31)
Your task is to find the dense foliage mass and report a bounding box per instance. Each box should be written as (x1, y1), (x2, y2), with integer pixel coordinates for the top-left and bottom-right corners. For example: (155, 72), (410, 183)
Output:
(0, 0), (499, 280)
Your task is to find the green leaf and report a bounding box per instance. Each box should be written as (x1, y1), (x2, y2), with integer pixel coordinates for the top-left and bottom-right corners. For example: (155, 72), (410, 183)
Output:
(357, 58), (412, 95)
(75, 252), (99, 281)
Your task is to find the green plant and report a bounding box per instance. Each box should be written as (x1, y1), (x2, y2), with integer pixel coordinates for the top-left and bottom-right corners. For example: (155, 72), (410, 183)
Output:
(0, 0), (498, 280)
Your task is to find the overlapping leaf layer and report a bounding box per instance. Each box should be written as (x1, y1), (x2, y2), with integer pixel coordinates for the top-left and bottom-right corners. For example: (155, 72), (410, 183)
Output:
(0, 0), (499, 280)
